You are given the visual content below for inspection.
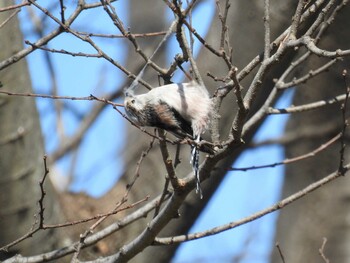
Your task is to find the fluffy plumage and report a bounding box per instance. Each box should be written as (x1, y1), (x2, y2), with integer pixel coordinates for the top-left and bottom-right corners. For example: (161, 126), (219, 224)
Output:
(124, 82), (212, 138)
(124, 82), (212, 197)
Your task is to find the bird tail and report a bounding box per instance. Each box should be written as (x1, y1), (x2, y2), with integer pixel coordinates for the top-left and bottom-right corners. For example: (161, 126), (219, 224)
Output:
(191, 135), (203, 199)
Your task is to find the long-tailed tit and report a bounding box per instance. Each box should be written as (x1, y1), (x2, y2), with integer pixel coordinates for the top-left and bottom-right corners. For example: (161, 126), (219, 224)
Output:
(124, 82), (213, 198)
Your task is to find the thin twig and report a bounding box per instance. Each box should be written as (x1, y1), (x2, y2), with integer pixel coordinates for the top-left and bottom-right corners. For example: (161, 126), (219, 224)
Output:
(58, 0), (65, 24)
(38, 155), (49, 228)
(76, 30), (168, 38)
(229, 132), (341, 171)
(318, 237), (330, 263)
(153, 178), (171, 218)
(0, 90), (122, 107)
(158, 129), (183, 193)
(0, 9), (20, 29)
(338, 69), (350, 174)
(229, 67), (248, 142)
(28, 0), (153, 89)
(24, 41), (103, 58)
(178, 19), (203, 85)
(276, 242), (286, 263)
(268, 93), (348, 114)
(0, 0), (30, 12)
(289, 0), (306, 39)
(263, 0), (271, 59)
(304, 0), (336, 37)
(215, 0), (232, 67)
(1, 156), (49, 252)
(126, 137), (156, 196)
(277, 58), (341, 90)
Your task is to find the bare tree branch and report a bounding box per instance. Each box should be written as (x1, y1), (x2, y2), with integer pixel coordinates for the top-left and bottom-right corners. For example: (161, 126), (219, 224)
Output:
(154, 161), (350, 245)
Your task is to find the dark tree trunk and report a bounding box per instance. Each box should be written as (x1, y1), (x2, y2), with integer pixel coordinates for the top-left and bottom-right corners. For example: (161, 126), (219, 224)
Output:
(271, 3), (350, 263)
(0, 1), (65, 260)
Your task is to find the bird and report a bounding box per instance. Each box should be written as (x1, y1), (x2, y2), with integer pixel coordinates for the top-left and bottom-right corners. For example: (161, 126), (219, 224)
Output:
(124, 82), (213, 198)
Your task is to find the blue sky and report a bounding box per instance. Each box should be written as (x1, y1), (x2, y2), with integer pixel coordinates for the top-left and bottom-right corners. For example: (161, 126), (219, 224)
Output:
(18, 1), (292, 262)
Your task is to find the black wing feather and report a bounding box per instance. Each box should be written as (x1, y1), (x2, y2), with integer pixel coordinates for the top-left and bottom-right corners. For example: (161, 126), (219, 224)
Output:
(145, 100), (193, 138)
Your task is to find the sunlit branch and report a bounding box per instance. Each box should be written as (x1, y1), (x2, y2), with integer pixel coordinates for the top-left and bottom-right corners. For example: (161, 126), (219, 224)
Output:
(268, 93), (348, 114)
(154, 161), (350, 245)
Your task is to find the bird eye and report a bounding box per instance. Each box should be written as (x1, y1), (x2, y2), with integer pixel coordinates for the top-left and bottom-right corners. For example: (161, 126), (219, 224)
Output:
(131, 99), (135, 104)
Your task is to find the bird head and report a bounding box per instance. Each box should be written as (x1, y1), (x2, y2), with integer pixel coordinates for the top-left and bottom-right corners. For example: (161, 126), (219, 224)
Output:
(124, 94), (148, 125)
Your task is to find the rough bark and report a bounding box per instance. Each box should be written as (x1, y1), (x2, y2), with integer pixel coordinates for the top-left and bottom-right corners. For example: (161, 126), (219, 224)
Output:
(0, 1), (64, 260)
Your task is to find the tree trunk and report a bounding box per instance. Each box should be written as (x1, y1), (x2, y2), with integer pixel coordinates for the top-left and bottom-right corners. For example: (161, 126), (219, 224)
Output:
(271, 3), (350, 263)
(0, 1), (65, 260)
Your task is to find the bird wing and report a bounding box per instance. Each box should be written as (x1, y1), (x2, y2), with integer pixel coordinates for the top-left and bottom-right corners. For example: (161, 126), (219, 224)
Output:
(147, 83), (212, 136)
(147, 101), (194, 138)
